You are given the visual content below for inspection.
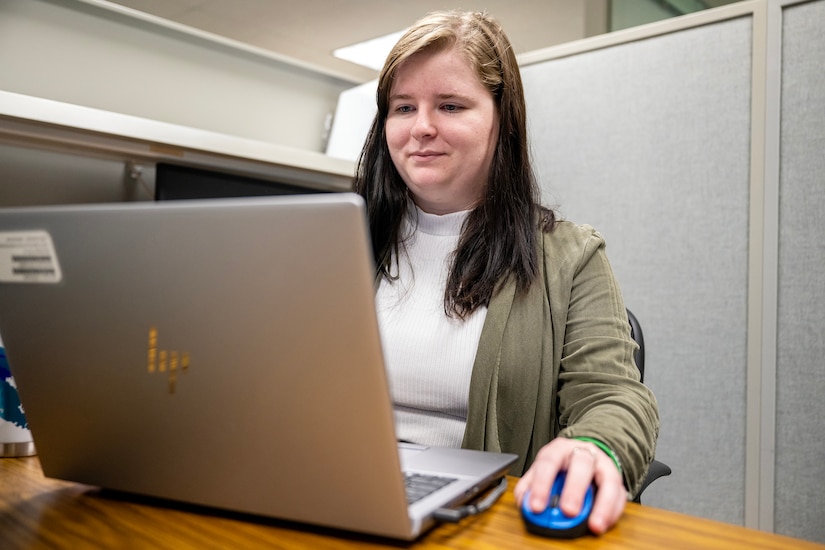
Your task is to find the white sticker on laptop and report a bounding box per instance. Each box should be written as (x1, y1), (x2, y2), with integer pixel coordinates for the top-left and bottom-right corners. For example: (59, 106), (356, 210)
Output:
(0, 231), (63, 284)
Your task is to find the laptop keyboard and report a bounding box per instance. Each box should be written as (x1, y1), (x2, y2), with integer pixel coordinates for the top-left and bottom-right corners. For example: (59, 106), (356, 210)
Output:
(404, 473), (458, 504)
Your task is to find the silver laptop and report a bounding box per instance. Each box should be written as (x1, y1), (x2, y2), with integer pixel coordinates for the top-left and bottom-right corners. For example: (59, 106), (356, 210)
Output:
(0, 193), (516, 540)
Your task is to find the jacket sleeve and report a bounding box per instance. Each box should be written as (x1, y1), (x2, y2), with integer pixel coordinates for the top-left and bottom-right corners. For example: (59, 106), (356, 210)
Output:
(546, 223), (660, 497)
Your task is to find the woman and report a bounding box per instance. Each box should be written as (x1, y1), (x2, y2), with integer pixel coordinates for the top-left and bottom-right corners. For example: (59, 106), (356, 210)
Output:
(352, 10), (659, 535)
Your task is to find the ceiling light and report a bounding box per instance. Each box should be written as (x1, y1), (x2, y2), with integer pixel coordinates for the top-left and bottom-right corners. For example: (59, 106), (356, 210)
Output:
(333, 29), (407, 71)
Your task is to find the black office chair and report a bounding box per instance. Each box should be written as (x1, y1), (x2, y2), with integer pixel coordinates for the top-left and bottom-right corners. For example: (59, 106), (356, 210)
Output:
(627, 308), (672, 503)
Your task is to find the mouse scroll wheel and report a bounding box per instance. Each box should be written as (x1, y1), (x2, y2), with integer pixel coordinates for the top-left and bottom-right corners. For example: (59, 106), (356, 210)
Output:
(550, 494), (561, 508)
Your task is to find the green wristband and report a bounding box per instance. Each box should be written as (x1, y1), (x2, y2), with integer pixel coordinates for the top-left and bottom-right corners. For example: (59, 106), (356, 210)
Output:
(573, 436), (622, 473)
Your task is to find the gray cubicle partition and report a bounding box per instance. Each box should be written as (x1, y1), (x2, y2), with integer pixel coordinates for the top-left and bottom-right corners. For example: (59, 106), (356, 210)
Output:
(776, 0), (825, 543)
(522, 12), (752, 527)
(520, 0), (825, 543)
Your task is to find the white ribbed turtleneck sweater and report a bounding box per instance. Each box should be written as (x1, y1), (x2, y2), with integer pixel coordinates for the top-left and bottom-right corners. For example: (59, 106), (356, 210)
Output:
(375, 205), (488, 448)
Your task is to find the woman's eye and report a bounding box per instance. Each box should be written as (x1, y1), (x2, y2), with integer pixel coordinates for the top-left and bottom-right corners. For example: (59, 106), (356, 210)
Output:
(395, 105), (414, 113)
(442, 104), (462, 112)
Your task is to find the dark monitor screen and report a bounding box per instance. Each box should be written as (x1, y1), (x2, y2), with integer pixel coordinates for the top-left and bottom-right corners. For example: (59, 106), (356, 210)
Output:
(154, 162), (331, 201)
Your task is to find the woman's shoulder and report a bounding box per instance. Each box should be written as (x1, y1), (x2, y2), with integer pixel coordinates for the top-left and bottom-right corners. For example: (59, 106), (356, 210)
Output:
(536, 219), (611, 299)
(541, 219), (606, 252)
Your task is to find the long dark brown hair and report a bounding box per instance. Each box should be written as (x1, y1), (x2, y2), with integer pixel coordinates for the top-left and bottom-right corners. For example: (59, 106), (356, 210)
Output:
(352, 10), (555, 319)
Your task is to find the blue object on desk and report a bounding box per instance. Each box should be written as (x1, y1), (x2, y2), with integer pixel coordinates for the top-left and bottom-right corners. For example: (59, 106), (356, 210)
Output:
(520, 471), (594, 539)
(1, 347), (29, 431)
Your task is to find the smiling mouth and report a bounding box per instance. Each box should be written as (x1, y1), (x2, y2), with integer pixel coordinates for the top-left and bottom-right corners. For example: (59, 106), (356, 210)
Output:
(411, 151), (443, 159)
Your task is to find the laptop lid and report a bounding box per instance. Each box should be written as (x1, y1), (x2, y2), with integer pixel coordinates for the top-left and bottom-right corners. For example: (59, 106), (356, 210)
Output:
(0, 194), (516, 540)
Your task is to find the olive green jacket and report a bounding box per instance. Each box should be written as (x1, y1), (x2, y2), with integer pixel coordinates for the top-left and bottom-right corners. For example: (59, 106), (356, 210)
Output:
(461, 221), (660, 497)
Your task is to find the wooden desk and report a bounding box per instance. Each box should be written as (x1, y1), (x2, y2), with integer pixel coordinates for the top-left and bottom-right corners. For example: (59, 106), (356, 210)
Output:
(1, 456), (822, 549)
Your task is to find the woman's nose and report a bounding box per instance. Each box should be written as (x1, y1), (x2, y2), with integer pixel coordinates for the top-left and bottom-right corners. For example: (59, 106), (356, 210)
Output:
(410, 111), (436, 139)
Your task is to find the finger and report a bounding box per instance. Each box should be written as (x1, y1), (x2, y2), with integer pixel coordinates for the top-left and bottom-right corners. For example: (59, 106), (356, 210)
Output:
(526, 467), (559, 513)
(514, 471), (532, 504)
(558, 446), (597, 517)
(588, 480), (626, 534)
(523, 448), (564, 513)
(587, 459), (627, 534)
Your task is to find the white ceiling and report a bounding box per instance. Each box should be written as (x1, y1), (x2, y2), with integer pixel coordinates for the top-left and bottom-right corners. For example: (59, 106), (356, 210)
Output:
(105, 0), (734, 84)
(103, 0), (615, 83)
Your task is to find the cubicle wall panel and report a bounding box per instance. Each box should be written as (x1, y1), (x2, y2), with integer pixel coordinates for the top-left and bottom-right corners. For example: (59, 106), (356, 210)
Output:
(0, 143), (155, 206)
(522, 17), (752, 524)
(776, 0), (825, 543)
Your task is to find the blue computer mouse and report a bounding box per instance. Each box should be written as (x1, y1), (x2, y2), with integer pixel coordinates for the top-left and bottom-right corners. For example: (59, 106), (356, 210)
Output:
(520, 471), (595, 538)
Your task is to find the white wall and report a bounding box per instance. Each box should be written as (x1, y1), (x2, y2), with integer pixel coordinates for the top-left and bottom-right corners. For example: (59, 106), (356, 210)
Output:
(325, 80), (377, 162)
(0, 0), (353, 153)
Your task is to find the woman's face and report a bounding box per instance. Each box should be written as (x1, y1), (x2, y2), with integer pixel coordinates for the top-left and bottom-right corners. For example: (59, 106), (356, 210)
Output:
(385, 47), (499, 215)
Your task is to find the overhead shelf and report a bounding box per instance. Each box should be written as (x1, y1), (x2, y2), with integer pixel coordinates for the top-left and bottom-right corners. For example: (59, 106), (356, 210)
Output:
(0, 90), (355, 193)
